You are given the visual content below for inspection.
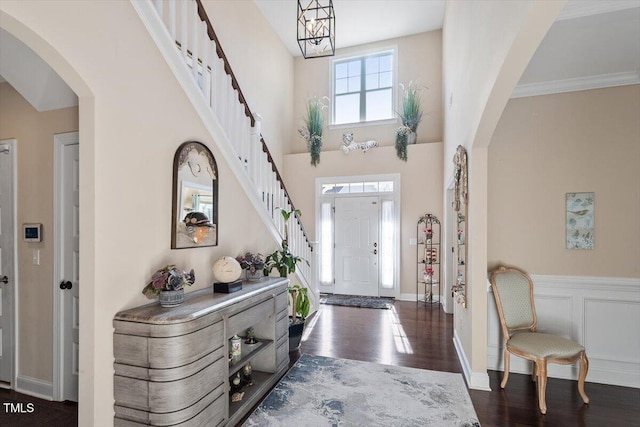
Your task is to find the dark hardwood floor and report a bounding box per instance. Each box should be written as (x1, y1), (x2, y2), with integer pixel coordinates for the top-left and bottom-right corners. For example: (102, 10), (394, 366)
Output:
(297, 301), (640, 427)
(1, 300), (638, 426)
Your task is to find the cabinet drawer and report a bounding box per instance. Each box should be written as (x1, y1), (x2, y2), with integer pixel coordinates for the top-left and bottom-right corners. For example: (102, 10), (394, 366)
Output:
(115, 320), (224, 369)
(228, 298), (273, 335)
(114, 353), (226, 413)
(275, 289), (288, 313)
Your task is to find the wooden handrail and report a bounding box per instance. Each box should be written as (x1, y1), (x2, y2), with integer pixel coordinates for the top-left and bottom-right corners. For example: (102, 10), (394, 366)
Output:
(194, 0), (312, 251)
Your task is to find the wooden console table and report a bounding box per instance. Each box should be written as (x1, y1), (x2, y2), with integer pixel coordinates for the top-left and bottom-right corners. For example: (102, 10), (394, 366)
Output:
(113, 277), (289, 426)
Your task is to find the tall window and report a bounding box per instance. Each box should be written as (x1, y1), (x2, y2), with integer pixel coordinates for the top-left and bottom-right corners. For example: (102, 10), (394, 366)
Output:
(332, 50), (394, 125)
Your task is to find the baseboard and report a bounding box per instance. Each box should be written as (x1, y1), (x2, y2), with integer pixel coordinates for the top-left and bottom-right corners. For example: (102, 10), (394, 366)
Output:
(15, 375), (53, 400)
(453, 330), (491, 391)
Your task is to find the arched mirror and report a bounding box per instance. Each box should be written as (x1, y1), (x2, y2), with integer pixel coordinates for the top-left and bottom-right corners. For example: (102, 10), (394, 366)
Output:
(452, 145), (468, 308)
(171, 141), (218, 249)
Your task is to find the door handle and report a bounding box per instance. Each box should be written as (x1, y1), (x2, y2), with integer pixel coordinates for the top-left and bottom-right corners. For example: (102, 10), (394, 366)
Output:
(372, 249), (377, 255)
(373, 243), (377, 248)
(60, 280), (73, 290)
(0, 276), (8, 284)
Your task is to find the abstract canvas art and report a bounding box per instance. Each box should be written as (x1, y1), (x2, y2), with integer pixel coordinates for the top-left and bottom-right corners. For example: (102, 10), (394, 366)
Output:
(566, 192), (594, 250)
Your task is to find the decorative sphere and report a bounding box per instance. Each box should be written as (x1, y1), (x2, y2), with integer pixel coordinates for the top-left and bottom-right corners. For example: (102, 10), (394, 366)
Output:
(212, 256), (242, 283)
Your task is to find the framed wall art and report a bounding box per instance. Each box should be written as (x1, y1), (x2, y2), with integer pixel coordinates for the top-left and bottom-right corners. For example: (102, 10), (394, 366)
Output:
(566, 192), (594, 250)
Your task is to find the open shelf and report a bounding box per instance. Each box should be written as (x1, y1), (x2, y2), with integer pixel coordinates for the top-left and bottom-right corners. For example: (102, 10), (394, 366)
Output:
(229, 338), (273, 377)
(228, 370), (273, 418)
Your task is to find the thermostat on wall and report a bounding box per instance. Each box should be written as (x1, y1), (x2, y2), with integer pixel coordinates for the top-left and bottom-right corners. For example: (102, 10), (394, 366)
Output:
(23, 223), (42, 242)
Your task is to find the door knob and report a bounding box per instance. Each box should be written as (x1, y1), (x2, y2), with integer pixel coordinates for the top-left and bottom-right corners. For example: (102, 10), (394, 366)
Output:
(0, 276), (8, 284)
(60, 280), (73, 290)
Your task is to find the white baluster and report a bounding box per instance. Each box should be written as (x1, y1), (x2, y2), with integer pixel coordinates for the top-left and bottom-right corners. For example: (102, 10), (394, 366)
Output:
(168, 0), (176, 42)
(180, 0), (188, 59)
(191, 1), (199, 82)
(201, 22), (211, 104)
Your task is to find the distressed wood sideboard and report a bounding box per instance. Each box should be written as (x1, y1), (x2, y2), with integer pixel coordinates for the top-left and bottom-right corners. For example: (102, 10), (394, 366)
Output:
(113, 278), (289, 426)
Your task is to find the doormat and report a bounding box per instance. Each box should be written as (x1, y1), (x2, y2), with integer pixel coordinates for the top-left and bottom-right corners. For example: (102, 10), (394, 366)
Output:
(244, 354), (480, 427)
(320, 294), (394, 309)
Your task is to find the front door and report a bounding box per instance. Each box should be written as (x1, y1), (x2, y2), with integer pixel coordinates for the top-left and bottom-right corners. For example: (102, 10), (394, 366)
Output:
(334, 196), (379, 297)
(59, 135), (79, 401)
(0, 141), (15, 384)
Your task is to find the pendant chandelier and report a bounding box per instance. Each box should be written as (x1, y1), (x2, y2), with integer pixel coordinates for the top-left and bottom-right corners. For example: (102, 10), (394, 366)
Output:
(297, 0), (335, 59)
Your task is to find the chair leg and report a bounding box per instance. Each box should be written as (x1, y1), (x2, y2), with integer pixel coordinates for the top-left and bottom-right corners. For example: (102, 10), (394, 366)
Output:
(578, 352), (590, 404)
(536, 360), (548, 414)
(501, 350), (510, 389)
(532, 361), (537, 382)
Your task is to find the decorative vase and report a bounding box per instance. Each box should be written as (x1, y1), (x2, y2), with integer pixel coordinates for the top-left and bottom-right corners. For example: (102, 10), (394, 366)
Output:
(159, 289), (184, 307)
(407, 131), (417, 145)
(246, 269), (262, 281)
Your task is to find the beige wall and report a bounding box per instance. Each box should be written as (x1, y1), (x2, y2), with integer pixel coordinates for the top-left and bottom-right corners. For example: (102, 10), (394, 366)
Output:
(442, 0), (566, 386)
(1, 1), (281, 423)
(0, 82), (78, 381)
(202, 0), (293, 170)
(292, 31), (442, 155)
(283, 143), (443, 296)
(489, 85), (640, 278)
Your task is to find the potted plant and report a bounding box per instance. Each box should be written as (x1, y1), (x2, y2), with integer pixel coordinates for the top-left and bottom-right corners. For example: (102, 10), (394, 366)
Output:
(236, 252), (266, 281)
(264, 208), (308, 278)
(288, 283), (310, 352)
(395, 81), (423, 161)
(142, 265), (195, 307)
(298, 96), (327, 167)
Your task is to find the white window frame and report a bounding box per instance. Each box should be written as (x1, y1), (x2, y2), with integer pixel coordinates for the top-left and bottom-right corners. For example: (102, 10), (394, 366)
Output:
(329, 46), (399, 129)
(315, 174), (401, 298)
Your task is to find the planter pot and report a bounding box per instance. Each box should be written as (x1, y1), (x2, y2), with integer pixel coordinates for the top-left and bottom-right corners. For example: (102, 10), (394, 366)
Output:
(407, 131), (417, 145)
(159, 289), (184, 307)
(289, 316), (305, 353)
(245, 269), (262, 281)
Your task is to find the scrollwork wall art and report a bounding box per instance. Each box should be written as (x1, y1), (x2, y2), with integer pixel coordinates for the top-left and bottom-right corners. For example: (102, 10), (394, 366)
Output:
(453, 145), (468, 212)
(452, 145), (468, 308)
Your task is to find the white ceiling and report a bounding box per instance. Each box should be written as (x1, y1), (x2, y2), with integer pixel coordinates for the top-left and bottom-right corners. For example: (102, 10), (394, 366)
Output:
(254, 0), (446, 56)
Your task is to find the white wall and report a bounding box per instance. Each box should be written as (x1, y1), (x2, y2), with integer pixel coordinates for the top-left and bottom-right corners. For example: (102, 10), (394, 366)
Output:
(442, 0), (567, 389)
(1, 1), (281, 424)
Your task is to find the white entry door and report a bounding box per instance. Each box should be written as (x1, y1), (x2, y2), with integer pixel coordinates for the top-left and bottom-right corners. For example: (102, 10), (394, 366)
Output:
(334, 196), (379, 297)
(58, 134), (79, 401)
(0, 141), (15, 384)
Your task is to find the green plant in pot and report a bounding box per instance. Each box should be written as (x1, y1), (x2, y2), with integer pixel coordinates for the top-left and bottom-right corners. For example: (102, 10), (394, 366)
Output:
(298, 96), (327, 167)
(288, 283), (310, 352)
(395, 81), (423, 162)
(264, 208), (311, 352)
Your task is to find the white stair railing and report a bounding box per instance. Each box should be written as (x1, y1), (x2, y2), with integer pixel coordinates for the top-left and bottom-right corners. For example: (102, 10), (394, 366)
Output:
(137, 0), (314, 297)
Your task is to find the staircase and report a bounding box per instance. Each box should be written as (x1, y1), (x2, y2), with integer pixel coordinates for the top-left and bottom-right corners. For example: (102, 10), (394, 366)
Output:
(132, 0), (316, 303)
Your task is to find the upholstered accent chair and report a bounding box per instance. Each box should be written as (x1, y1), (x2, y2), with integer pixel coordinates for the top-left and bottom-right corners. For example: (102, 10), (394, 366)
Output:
(489, 266), (589, 414)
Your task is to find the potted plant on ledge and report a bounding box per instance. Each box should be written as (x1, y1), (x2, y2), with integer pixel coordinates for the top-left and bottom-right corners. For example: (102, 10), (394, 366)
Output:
(298, 96), (327, 167)
(395, 81), (423, 161)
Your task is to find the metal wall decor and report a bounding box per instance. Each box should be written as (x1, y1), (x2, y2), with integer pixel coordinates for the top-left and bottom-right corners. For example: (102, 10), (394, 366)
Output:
(452, 145), (468, 308)
(297, 0), (335, 59)
(452, 145), (468, 212)
(171, 141), (219, 249)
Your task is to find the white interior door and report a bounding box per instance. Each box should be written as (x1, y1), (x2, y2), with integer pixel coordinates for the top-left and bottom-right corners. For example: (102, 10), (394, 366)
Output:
(334, 196), (379, 297)
(59, 137), (79, 402)
(0, 141), (15, 384)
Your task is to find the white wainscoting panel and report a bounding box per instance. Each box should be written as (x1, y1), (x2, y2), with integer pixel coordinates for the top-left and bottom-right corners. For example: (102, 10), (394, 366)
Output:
(487, 275), (640, 388)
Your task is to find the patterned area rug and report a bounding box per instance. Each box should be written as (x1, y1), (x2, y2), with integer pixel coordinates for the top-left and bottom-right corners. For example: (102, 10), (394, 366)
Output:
(244, 355), (480, 427)
(320, 294), (394, 309)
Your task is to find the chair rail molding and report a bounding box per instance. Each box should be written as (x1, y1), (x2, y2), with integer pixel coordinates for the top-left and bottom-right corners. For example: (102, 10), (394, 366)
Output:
(487, 274), (640, 388)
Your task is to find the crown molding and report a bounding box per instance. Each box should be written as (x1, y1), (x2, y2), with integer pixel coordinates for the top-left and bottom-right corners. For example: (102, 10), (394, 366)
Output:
(558, 0), (640, 21)
(511, 71), (640, 98)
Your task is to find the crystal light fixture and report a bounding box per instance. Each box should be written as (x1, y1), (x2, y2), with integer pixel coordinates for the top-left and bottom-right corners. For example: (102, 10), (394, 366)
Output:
(297, 0), (335, 59)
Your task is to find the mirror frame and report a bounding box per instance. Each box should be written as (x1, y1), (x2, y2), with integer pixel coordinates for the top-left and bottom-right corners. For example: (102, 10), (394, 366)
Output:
(171, 141), (219, 249)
